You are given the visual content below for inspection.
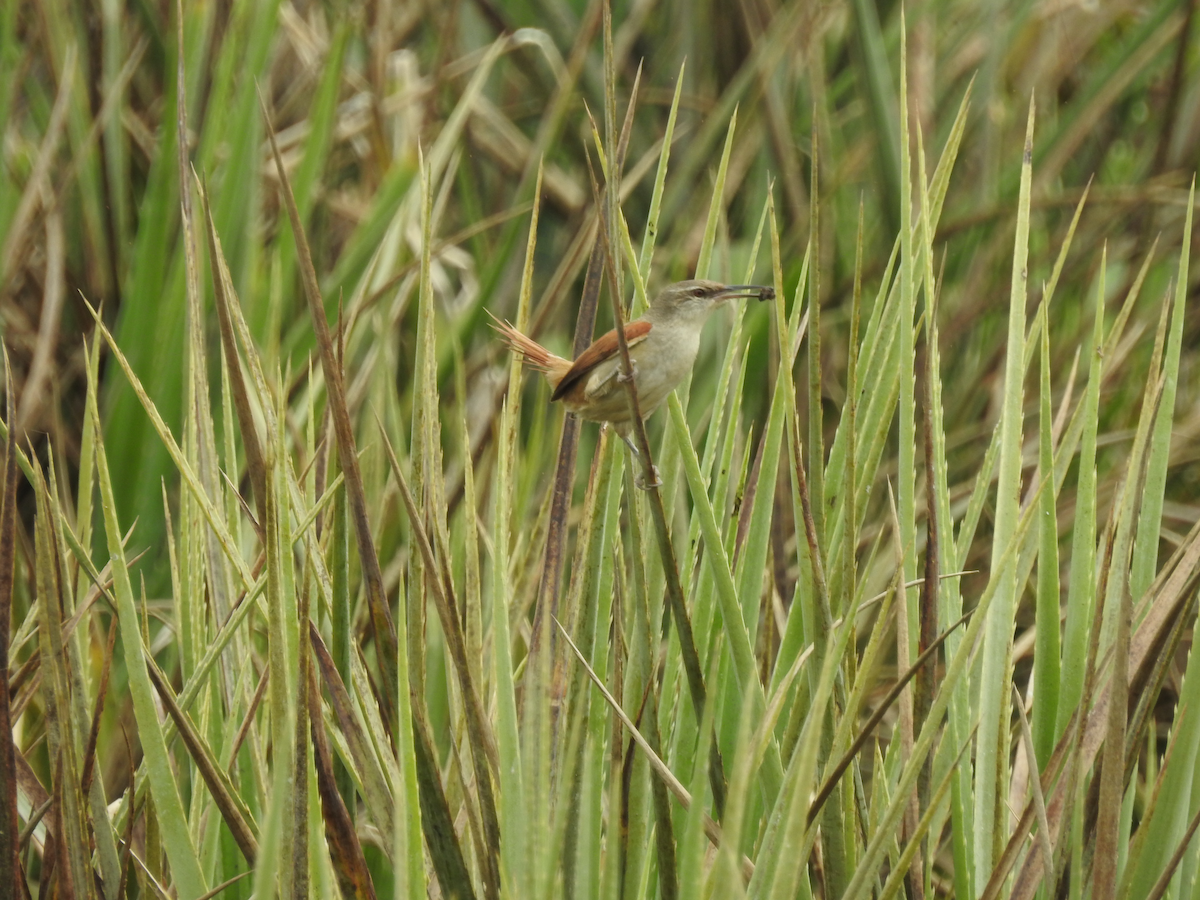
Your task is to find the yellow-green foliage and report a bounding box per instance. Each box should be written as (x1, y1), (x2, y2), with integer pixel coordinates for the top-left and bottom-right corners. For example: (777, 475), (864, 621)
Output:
(1, 1), (1197, 897)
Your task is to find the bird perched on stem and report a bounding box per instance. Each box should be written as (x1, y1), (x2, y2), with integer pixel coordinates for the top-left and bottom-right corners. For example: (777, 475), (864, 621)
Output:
(493, 279), (774, 486)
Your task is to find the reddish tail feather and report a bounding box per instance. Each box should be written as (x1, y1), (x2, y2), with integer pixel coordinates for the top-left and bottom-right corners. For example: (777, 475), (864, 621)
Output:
(489, 313), (571, 389)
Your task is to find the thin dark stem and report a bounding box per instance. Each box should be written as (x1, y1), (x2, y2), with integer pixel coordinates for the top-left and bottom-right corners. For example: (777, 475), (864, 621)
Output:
(586, 141), (727, 817)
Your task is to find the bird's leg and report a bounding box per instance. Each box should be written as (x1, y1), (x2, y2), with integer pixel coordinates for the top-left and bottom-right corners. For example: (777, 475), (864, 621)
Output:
(615, 367), (656, 488)
(620, 433), (661, 490)
(636, 467), (664, 490)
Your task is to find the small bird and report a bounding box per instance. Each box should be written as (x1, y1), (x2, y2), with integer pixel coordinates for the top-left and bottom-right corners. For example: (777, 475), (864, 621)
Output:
(493, 279), (774, 486)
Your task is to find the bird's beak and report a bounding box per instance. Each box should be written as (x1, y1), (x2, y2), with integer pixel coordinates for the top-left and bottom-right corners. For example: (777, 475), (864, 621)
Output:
(716, 284), (775, 302)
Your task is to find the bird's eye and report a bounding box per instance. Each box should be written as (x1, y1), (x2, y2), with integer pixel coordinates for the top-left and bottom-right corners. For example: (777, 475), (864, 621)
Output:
(690, 287), (706, 298)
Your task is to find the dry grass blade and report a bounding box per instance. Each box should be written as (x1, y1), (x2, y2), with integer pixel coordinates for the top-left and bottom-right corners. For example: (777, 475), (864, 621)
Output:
(878, 729), (977, 900)
(993, 528), (1121, 900)
(808, 609), (972, 826)
(0, 47), (74, 287)
(257, 87), (399, 722)
(14, 750), (50, 845)
(195, 872), (253, 900)
(1002, 524), (1200, 899)
(15, 209), (64, 433)
(376, 421), (498, 773)
(85, 304), (255, 590)
(226, 667), (268, 771)
(306, 655), (377, 900)
(143, 652), (258, 864)
(1011, 684), (1054, 883)
(32, 460), (91, 895)
(18, 795), (52, 852)
(410, 707), (478, 900)
(555, 617), (754, 883)
(0, 361), (20, 885)
(199, 175), (267, 522)
(1091, 562), (1132, 897)
(376, 414), (502, 893)
(307, 624), (395, 845)
(292, 557), (312, 899)
(88, 399), (208, 894)
(79, 616), (116, 797)
(788, 399), (832, 640)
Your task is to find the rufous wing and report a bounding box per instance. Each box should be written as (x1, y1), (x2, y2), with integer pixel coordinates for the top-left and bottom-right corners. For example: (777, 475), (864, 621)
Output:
(550, 319), (653, 402)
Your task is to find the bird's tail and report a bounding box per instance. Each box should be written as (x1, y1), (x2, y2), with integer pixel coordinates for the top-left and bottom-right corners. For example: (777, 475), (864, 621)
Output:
(489, 313), (571, 387)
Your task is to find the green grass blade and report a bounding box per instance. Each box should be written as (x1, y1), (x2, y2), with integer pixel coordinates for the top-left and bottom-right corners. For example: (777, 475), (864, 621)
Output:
(694, 106), (737, 282)
(1130, 180), (1193, 608)
(1032, 301), (1061, 769)
(92, 403), (208, 898)
(973, 98), (1034, 885)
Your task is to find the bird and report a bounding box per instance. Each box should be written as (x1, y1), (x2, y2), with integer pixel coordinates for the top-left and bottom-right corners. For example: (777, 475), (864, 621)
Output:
(493, 279), (774, 487)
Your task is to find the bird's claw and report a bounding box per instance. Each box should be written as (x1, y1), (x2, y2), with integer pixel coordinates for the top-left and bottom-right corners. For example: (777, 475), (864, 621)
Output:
(635, 465), (663, 491)
(619, 433), (660, 486)
(617, 362), (638, 384)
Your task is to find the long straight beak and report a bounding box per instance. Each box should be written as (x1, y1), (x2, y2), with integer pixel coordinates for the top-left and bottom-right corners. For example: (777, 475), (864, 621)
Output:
(716, 284), (775, 301)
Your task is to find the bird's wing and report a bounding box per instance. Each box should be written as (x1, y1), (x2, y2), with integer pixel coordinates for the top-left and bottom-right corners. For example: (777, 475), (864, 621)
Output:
(550, 320), (653, 402)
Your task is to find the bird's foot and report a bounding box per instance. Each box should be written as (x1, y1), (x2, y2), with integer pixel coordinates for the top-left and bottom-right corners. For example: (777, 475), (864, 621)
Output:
(617, 362), (639, 384)
(634, 465), (663, 491)
(619, 434), (661, 487)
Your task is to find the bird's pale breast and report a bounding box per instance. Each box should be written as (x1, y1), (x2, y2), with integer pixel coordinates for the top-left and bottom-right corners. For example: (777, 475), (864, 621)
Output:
(566, 323), (699, 431)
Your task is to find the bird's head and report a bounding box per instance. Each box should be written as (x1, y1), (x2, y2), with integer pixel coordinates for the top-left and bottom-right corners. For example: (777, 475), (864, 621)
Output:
(650, 280), (775, 323)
